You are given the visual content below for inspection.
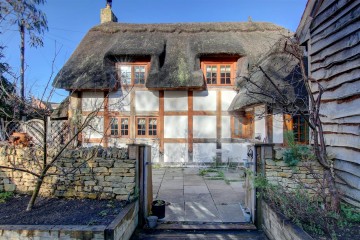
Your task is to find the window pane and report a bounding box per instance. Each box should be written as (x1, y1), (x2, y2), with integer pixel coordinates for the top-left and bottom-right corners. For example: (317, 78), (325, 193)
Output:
(149, 118), (157, 136)
(121, 118), (129, 136)
(220, 65), (231, 84)
(137, 118), (146, 136)
(110, 118), (118, 136)
(134, 66), (146, 84)
(206, 65), (217, 84)
(120, 66), (132, 84)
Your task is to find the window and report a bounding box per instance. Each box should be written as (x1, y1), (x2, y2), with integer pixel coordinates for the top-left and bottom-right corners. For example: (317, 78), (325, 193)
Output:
(136, 117), (158, 137)
(110, 117), (129, 137)
(202, 60), (235, 85)
(117, 63), (148, 85)
(284, 114), (309, 144)
(231, 114), (254, 139)
(292, 115), (309, 144)
(120, 118), (129, 136)
(110, 118), (119, 136)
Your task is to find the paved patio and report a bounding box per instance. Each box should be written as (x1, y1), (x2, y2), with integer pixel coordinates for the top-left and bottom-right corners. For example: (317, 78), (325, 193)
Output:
(152, 167), (247, 223)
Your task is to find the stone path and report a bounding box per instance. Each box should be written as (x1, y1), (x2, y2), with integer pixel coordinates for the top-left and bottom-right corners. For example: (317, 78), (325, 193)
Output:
(152, 167), (246, 223)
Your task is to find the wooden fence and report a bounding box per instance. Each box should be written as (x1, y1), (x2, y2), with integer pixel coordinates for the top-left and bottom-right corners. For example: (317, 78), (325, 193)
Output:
(0, 118), (69, 147)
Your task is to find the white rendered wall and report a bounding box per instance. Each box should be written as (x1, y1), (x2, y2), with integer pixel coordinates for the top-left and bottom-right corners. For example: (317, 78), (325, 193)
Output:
(82, 92), (104, 111)
(273, 111), (284, 144)
(193, 91), (217, 111)
(193, 143), (217, 163)
(221, 91), (237, 111)
(164, 143), (188, 162)
(254, 105), (266, 141)
(221, 116), (231, 138)
(164, 116), (188, 138)
(82, 116), (104, 139)
(222, 143), (251, 162)
(108, 89), (131, 112)
(164, 91), (188, 111)
(193, 116), (217, 138)
(135, 91), (159, 112)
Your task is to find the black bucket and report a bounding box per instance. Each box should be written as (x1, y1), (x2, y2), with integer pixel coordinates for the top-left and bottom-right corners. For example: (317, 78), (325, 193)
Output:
(151, 200), (166, 219)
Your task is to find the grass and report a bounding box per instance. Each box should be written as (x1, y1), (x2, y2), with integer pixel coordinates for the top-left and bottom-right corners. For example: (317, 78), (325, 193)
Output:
(0, 191), (13, 203)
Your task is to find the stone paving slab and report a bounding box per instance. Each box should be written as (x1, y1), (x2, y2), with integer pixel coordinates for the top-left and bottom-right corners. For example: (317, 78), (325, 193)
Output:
(162, 203), (185, 222)
(184, 185), (209, 194)
(157, 190), (185, 203)
(216, 204), (246, 222)
(184, 193), (214, 204)
(185, 202), (221, 222)
(210, 190), (243, 205)
(153, 167), (246, 223)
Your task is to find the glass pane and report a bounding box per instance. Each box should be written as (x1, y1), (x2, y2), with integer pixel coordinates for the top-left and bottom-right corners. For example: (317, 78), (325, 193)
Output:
(120, 65), (132, 84)
(137, 118), (146, 136)
(120, 118), (129, 136)
(134, 66), (146, 84)
(149, 118), (157, 135)
(110, 118), (118, 136)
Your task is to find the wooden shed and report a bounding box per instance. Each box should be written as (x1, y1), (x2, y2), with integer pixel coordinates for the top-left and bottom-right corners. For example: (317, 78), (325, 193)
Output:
(296, 0), (360, 207)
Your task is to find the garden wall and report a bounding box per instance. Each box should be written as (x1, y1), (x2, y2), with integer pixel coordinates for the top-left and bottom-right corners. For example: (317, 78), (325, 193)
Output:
(0, 147), (136, 201)
(261, 200), (313, 240)
(264, 147), (324, 193)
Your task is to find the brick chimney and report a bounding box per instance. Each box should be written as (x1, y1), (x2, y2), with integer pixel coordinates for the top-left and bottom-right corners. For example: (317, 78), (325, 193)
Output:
(100, 1), (118, 24)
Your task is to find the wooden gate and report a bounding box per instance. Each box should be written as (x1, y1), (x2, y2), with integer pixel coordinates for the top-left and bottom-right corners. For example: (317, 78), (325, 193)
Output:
(128, 144), (153, 227)
(244, 143), (274, 226)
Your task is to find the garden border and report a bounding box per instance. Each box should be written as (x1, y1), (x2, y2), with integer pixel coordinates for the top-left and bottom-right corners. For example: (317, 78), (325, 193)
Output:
(0, 201), (138, 240)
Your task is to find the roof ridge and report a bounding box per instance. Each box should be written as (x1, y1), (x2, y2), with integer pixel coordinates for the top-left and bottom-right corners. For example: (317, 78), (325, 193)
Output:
(91, 21), (287, 34)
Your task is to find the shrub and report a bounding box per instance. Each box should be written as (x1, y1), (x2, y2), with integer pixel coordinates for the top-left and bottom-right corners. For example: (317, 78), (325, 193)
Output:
(283, 131), (313, 166)
(0, 191), (13, 203)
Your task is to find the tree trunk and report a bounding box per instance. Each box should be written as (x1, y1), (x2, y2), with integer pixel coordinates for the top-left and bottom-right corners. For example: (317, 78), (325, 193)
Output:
(324, 168), (340, 212)
(26, 175), (44, 211)
(20, 20), (25, 117)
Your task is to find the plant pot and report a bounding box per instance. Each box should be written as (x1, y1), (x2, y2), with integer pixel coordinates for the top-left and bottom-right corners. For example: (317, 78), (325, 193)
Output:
(151, 200), (166, 219)
(147, 215), (158, 228)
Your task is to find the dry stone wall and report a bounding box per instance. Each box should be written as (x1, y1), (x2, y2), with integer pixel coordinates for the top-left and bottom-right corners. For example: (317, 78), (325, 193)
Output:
(265, 147), (324, 193)
(0, 146), (136, 201)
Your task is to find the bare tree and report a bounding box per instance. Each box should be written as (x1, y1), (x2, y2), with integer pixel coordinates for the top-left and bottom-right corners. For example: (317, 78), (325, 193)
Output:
(0, 0), (48, 115)
(242, 36), (340, 212)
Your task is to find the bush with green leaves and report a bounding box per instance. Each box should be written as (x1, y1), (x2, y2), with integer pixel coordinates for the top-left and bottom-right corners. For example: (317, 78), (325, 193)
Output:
(0, 191), (13, 203)
(283, 131), (313, 166)
(254, 174), (338, 236)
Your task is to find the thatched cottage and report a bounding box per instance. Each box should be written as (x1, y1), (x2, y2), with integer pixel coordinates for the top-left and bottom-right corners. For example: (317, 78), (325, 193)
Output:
(296, 0), (360, 207)
(53, 4), (306, 164)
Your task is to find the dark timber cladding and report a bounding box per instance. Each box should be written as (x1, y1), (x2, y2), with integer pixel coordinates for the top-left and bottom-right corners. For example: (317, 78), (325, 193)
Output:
(297, 0), (360, 207)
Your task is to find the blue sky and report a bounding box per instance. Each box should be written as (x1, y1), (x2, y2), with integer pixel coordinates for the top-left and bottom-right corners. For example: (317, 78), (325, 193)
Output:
(1, 0), (307, 103)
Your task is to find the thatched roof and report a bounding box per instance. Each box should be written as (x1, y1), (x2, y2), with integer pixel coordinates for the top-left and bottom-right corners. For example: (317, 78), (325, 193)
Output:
(52, 22), (290, 90)
(228, 39), (306, 113)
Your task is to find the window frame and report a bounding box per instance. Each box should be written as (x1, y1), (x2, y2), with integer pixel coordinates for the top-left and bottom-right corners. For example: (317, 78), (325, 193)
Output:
(201, 60), (236, 86)
(231, 113), (254, 139)
(284, 114), (309, 144)
(135, 117), (158, 138)
(109, 117), (129, 137)
(116, 62), (150, 86)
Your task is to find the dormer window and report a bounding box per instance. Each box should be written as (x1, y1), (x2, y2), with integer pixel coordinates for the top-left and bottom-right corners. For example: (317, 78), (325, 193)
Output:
(117, 62), (149, 85)
(201, 58), (237, 85)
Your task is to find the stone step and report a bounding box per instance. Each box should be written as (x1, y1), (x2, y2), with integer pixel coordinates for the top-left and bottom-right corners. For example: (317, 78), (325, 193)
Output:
(131, 229), (268, 240)
(155, 222), (257, 231)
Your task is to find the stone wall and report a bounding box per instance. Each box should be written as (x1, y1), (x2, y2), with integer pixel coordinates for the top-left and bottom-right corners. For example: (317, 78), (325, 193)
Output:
(261, 200), (313, 240)
(265, 147), (324, 193)
(0, 147), (136, 201)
